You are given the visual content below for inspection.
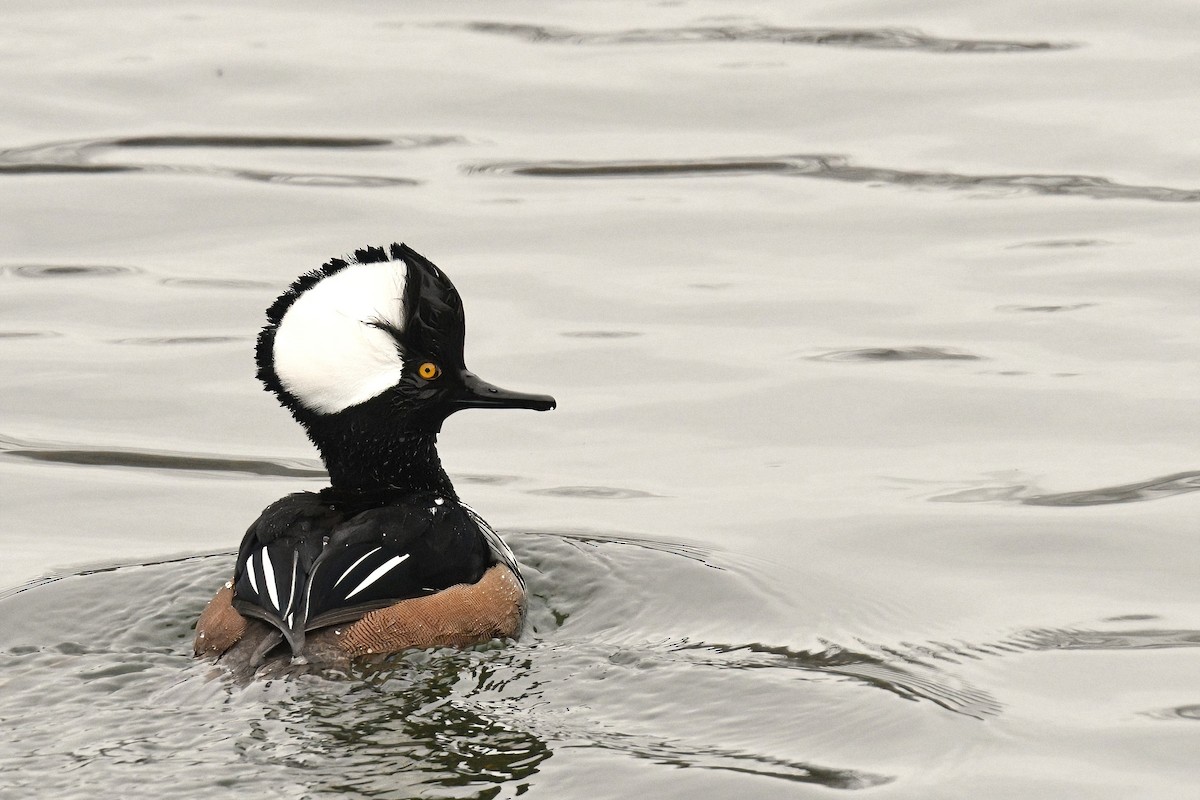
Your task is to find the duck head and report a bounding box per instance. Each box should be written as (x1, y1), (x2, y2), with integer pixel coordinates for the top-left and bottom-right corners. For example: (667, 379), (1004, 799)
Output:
(256, 243), (555, 491)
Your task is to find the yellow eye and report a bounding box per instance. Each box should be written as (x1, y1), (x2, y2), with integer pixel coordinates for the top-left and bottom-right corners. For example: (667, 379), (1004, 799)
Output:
(417, 362), (441, 380)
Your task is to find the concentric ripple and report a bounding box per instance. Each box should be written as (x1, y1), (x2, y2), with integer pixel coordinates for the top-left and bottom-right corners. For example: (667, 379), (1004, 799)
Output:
(0, 530), (1011, 797)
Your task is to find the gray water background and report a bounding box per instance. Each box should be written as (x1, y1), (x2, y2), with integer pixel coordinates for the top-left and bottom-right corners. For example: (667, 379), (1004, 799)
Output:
(2, 1), (1199, 798)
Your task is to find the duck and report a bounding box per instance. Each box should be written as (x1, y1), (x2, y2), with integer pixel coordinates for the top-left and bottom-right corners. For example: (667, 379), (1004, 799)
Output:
(193, 243), (555, 671)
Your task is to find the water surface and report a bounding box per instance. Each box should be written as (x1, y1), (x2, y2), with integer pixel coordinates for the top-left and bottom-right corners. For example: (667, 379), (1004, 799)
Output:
(2, 1), (1199, 798)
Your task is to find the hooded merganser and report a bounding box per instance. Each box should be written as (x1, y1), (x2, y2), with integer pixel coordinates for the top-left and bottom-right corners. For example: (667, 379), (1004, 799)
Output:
(194, 243), (555, 668)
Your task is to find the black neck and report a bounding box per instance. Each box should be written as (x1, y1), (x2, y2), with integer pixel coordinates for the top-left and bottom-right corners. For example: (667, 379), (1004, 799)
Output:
(311, 426), (456, 497)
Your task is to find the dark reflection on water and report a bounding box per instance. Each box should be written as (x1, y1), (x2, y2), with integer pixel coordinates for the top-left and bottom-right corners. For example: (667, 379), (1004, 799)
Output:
(459, 22), (1075, 53)
(0, 330), (60, 339)
(109, 335), (247, 346)
(559, 330), (643, 339)
(0, 134), (461, 188)
(469, 157), (799, 178)
(454, 473), (522, 486)
(8, 135), (1196, 203)
(0, 433), (326, 479)
(1007, 238), (1114, 248)
(237, 170), (417, 187)
(297, 651), (554, 797)
(808, 346), (984, 363)
(529, 485), (660, 499)
(161, 277), (275, 290)
(929, 470), (1200, 506)
(995, 303), (1096, 313)
(7, 446), (320, 477)
(1103, 613), (1159, 622)
(1145, 704), (1200, 721)
(467, 155), (1200, 203)
(112, 135), (396, 149)
(1024, 472), (1200, 506)
(1, 263), (141, 278)
(0, 163), (135, 174)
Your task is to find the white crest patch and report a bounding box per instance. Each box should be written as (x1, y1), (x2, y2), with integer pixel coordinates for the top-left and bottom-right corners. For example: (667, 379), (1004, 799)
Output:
(273, 260), (409, 413)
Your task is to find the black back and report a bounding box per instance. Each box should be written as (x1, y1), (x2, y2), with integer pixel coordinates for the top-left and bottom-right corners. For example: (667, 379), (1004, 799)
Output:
(231, 489), (492, 655)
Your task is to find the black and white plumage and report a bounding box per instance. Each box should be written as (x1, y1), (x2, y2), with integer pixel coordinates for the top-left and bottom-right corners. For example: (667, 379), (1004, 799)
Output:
(232, 489), (498, 654)
(204, 243), (554, 664)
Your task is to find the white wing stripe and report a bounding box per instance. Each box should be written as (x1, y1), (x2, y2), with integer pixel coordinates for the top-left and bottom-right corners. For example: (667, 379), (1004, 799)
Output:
(302, 568), (316, 624)
(247, 553), (260, 595)
(334, 546), (382, 588)
(283, 551), (299, 618)
(262, 547), (280, 610)
(345, 554), (409, 600)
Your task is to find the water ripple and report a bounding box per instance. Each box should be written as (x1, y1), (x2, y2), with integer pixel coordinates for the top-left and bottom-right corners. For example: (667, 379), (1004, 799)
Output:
(0, 134), (463, 188)
(995, 303), (1096, 313)
(855, 623), (1200, 675)
(1144, 704), (1200, 722)
(466, 154), (1200, 203)
(0, 330), (60, 339)
(529, 485), (660, 499)
(454, 472), (523, 486)
(671, 640), (1002, 719)
(1007, 238), (1114, 249)
(560, 330), (643, 339)
(111, 135), (397, 149)
(0, 434), (519, 488)
(1013, 627), (1200, 651)
(0, 433), (325, 479)
(108, 335), (247, 346)
(929, 470), (1200, 506)
(0, 543), (901, 794)
(160, 277), (274, 290)
(523, 528), (719, 567)
(0, 264), (141, 278)
(460, 22), (1075, 53)
(1, 532), (997, 725)
(1022, 472), (1200, 506)
(235, 170), (417, 187)
(808, 346), (984, 363)
(0, 163), (136, 175)
(468, 157), (803, 178)
(572, 727), (893, 789)
(0, 552), (230, 602)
